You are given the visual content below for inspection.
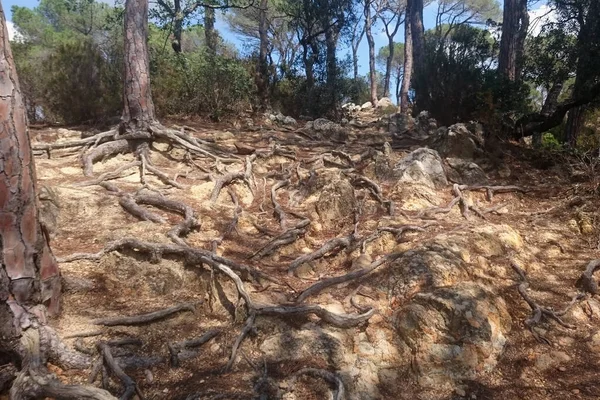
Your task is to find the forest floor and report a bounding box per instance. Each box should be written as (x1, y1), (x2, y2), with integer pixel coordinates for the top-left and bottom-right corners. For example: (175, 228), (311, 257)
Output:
(14, 114), (600, 400)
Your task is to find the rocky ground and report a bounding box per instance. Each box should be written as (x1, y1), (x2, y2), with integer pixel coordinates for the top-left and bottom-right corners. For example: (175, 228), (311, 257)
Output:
(15, 106), (600, 400)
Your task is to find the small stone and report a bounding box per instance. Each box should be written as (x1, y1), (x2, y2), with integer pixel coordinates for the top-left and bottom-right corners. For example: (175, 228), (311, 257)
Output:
(163, 388), (169, 393)
(572, 389), (580, 394)
(455, 387), (466, 397)
(558, 366), (567, 372)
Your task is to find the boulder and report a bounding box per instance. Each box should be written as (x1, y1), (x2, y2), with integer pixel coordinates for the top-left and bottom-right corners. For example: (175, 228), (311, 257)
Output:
(376, 97), (394, 109)
(393, 148), (448, 189)
(433, 123), (484, 159)
(308, 118), (352, 142)
(316, 178), (356, 230)
(361, 101), (373, 110)
(282, 116), (297, 126)
(445, 158), (488, 185)
(395, 282), (511, 388)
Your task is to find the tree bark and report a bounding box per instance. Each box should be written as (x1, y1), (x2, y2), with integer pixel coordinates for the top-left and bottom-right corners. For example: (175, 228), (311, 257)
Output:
(365, 0), (378, 105)
(325, 26), (339, 111)
(256, 0), (269, 111)
(383, 13), (402, 98)
(204, 5), (217, 55)
(122, 0), (156, 132)
(400, 0), (413, 113)
(172, 0), (183, 53)
(409, 0), (425, 108)
(498, 0), (528, 81)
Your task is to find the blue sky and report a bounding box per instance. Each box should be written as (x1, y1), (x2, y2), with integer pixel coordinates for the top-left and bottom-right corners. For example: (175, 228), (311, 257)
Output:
(2, 0), (551, 78)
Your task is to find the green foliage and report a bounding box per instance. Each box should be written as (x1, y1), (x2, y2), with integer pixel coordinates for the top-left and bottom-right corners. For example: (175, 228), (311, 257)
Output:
(12, 0), (123, 123)
(542, 132), (561, 150)
(151, 49), (254, 120)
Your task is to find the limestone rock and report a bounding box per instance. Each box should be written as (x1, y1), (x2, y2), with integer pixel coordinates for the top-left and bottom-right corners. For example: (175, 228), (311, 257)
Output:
(376, 97), (394, 109)
(445, 158), (488, 185)
(214, 130), (235, 141)
(395, 282), (511, 388)
(393, 148), (448, 189)
(433, 123), (484, 159)
(316, 178), (356, 230)
(361, 101), (373, 110)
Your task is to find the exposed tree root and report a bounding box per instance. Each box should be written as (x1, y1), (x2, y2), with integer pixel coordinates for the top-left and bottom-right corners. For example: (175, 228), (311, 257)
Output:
(224, 313), (256, 372)
(378, 223), (437, 240)
(577, 259), (600, 294)
(97, 342), (142, 400)
(271, 179), (290, 229)
(91, 303), (196, 326)
(76, 161), (141, 187)
(119, 194), (167, 223)
(168, 329), (222, 368)
(418, 197), (461, 219)
(211, 189), (242, 251)
(295, 252), (404, 303)
(459, 184), (528, 201)
(10, 328), (116, 400)
(250, 219), (311, 260)
(210, 156), (255, 203)
(349, 174), (394, 215)
(511, 261), (584, 344)
(288, 235), (354, 276)
(287, 368), (345, 400)
(57, 238), (277, 285)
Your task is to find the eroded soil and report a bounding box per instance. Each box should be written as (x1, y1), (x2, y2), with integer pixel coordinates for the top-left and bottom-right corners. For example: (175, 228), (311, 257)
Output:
(22, 118), (600, 400)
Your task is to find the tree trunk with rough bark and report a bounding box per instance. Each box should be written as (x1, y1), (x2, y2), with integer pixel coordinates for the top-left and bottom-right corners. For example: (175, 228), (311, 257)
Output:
(1, 4), (115, 398)
(383, 14), (402, 99)
(172, 0), (183, 53)
(204, 5), (217, 55)
(400, 0), (413, 114)
(365, 0), (378, 105)
(409, 0), (425, 109)
(498, 0), (528, 81)
(256, 0), (269, 111)
(121, 0), (156, 133)
(325, 26), (339, 112)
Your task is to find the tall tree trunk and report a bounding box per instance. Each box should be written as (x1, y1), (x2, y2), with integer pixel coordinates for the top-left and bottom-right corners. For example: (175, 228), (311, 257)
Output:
(204, 5), (217, 55)
(122, 0), (156, 132)
(352, 44), (360, 80)
(256, 0), (269, 111)
(301, 40), (315, 90)
(400, 0), (413, 114)
(409, 0), (425, 108)
(172, 0), (182, 53)
(0, 2), (62, 344)
(325, 27), (338, 110)
(533, 82), (563, 147)
(383, 15), (402, 98)
(1, 5), (115, 398)
(383, 35), (395, 98)
(498, 0), (528, 81)
(365, 0), (378, 105)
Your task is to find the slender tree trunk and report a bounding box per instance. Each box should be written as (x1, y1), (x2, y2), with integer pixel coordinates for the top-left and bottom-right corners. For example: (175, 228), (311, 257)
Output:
(533, 82), (563, 147)
(499, 0), (528, 81)
(256, 0), (269, 111)
(383, 15), (402, 98)
(365, 0), (378, 105)
(204, 5), (217, 55)
(325, 27), (338, 110)
(400, 0), (413, 114)
(352, 44), (360, 80)
(122, 0), (156, 132)
(383, 36), (395, 98)
(409, 0), (425, 108)
(301, 40), (314, 90)
(172, 0), (182, 53)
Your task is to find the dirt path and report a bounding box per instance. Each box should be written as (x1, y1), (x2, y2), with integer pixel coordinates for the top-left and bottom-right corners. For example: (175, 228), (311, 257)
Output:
(26, 120), (600, 400)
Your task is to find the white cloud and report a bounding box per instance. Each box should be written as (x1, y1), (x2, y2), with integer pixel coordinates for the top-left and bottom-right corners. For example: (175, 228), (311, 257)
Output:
(528, 4), (557, 36)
